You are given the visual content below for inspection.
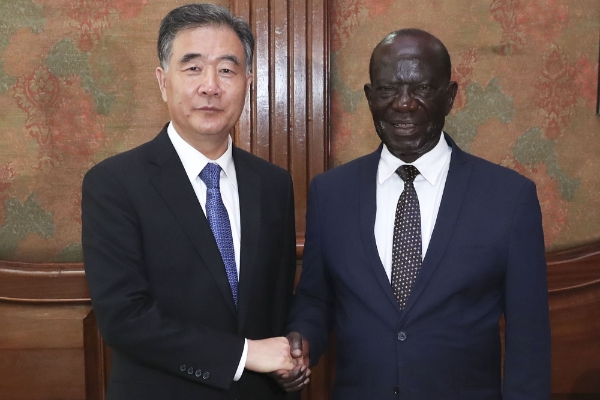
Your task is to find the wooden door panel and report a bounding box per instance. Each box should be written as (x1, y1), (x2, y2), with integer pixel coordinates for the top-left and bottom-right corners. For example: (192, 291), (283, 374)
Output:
(0, 301), (91, 400)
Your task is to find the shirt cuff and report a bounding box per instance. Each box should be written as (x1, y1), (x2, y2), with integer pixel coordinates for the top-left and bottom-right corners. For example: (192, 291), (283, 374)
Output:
(233, 338), (248, 381)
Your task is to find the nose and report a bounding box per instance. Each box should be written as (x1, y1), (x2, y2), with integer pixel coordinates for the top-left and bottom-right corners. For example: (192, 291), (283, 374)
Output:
(392, 88), (418, 112)
(199, 68), (221, 96)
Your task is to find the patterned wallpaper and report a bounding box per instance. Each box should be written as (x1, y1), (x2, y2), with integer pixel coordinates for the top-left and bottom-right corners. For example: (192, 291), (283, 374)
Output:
(0, 0), (598, 261)
(0, 0), (227, 262)
(329, 0), (600, 251)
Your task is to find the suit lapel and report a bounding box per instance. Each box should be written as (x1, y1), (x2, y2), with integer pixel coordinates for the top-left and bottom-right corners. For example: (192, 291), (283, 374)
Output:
(399, 133), (473, 323)
(149, 129), (237, 315)
(232, 148), (261, 333)
(358, 147), (402, 314)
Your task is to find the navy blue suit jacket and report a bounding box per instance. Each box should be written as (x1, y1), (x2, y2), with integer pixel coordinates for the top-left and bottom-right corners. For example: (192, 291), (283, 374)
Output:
(288, 134), (551, 400)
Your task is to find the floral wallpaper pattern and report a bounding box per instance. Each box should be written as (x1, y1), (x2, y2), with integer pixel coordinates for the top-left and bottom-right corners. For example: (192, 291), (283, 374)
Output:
(0, 0), (597, 261)
(329, 0), (600, 251)
(0, 0), (227, 261)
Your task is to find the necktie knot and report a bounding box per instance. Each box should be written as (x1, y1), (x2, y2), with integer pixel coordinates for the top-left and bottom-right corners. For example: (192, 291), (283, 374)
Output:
(200, 163), (221, 189)
(396, 165), (420, 183)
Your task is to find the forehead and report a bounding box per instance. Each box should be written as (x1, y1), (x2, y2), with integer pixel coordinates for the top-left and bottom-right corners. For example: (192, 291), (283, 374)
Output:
(372, 36), (444, 81)
(170, 25), (245, 61)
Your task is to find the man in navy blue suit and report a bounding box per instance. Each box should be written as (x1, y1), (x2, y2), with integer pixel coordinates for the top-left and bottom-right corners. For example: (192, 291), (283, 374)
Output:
(278, 29), (551, 399)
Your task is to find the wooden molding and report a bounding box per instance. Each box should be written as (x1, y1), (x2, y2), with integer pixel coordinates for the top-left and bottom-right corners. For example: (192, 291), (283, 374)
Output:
(547, 241), (600, 292)
(231, 0), (330, 239)
(0, 260), (88, 302)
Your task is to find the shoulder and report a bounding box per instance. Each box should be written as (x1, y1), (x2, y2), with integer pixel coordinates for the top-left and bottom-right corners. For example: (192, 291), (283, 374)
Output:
(86, 140), (155, 179)
(461, 151), (534, 189)
(447, 133), (535, 192)
(83, 131), (167, 190)
(313, 150), (380, 186)
(451, 149), (539, 210)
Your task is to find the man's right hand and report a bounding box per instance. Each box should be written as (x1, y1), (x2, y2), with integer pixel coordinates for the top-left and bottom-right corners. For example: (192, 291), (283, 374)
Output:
(270, 332), (311, 392)
(245, 337), (296, 373)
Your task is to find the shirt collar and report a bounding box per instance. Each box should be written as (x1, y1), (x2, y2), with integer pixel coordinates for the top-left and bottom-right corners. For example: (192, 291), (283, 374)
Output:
(378, 133), (451, 185)
(167, 122), (238, 189)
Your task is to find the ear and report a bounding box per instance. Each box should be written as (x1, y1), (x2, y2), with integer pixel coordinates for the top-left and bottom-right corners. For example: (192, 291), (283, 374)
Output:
(444, 81), (458, 115)
(155, 67), (168, 102)
(364, 83), (373, 99)
(246, 72), (253, 93)
(364, 83), (374, 110)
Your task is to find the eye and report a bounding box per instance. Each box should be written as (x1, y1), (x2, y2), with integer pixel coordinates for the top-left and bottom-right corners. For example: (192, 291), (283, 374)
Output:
(376, 86), (396, 97)
(414, 84), (436, 94)
(188, 66), (200, 72)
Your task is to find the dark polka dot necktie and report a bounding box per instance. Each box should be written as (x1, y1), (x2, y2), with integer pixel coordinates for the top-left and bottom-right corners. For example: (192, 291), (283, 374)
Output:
(391, 165), (422, 310)
(200, 163), (239, 307)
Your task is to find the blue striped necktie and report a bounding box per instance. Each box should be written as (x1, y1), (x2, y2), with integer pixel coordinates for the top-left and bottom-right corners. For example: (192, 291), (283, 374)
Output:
(199, 162), (238, 306)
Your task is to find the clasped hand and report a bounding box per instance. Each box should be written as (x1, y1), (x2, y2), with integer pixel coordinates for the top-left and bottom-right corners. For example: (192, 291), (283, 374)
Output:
(246, 332), (310, 392)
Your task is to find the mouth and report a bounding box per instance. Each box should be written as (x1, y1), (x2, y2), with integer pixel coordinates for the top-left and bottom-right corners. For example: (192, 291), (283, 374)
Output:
(390, 121), (418, 131)
(197, 106), (222, 112)
(392, 122), (416, 128)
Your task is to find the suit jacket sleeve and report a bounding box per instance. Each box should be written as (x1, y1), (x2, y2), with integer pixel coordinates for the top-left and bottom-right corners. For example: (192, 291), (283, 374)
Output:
(502, 179), (551, 399)
(272, 172), (298, 334)
(82, 164), (244, 390)
(287, 178), (335, 365)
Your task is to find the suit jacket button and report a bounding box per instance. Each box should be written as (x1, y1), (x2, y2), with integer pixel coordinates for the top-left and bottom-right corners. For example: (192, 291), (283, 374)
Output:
(397, 331), (407, 341)
(180, 365), (186, 372)
(202, 372), (210, 380)
(394, 386), (400, 394)
(195, 369), (202, 377)
(187, 367), (194, 375)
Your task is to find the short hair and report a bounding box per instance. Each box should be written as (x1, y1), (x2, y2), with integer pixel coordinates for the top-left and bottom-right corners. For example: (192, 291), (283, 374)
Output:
(369, 28), (452, 82)
(157, 3), (254, 73)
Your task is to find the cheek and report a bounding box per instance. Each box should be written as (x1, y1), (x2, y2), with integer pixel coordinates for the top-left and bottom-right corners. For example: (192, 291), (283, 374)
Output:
(369, 103), (389, 119)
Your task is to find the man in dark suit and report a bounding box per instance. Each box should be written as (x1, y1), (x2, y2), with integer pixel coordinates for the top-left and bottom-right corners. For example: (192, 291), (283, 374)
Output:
(280, 29), (551, 399)
(82, 4), (303, 399)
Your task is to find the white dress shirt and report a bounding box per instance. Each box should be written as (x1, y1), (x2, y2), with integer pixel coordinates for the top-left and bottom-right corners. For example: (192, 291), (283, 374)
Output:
(167, 122), (248, 381)
(374, 134), (452, 281)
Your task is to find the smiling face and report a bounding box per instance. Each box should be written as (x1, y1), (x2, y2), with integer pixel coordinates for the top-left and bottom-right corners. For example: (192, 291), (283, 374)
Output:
(364, 34), (457, 163)
(156, 25), (252, 157)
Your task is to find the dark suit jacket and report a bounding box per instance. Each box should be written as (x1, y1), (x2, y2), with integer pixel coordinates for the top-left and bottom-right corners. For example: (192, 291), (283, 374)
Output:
(82, 125), (298, 400)
(287, 134), (551, 400)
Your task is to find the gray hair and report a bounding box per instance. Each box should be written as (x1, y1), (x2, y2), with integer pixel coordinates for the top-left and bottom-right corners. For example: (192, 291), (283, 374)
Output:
(158, 3), (254, 73)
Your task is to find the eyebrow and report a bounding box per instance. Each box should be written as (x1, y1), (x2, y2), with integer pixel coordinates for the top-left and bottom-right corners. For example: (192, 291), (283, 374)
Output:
(178, 53), (241, 66)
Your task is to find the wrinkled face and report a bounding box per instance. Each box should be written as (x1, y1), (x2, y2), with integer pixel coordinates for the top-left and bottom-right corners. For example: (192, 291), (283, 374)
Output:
(156, 26), (252, 146)
(364, 35), (457, 163)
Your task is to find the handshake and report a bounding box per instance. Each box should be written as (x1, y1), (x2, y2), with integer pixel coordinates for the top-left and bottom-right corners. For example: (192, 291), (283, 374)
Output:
(246, 332), (311, 392)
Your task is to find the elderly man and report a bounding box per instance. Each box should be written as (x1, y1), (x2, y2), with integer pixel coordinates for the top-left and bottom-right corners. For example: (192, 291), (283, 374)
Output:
(282, 29), (551, 399)
(82, 4), (301, 399)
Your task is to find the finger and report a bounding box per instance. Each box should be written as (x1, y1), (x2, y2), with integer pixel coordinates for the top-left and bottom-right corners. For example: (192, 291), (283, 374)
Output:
(283, 374), (309, 391)
(273, 368), (290, 379)
(279, 365), (304, 383)
(287, 332), (303, 358)
(282, 367), (310, 390)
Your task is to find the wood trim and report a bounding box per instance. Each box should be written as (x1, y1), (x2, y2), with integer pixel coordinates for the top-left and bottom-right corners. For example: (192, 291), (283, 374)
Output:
(0, 260), (88, 302)
(231, 0), (330, 241)
(84, 310), (107, 400)
(547, 242), (600, 292)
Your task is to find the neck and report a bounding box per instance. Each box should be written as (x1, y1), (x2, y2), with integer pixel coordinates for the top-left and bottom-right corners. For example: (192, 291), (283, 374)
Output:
(173, 126), (229, 160)
(195, 139), (229, 160)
